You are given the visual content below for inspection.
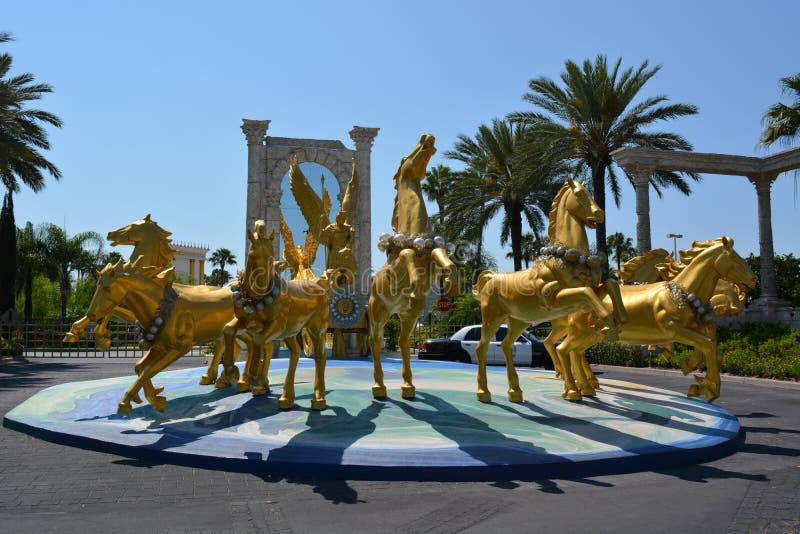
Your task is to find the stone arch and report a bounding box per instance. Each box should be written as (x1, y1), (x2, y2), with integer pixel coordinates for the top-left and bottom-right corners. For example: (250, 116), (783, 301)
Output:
(241, 120), (379, 293)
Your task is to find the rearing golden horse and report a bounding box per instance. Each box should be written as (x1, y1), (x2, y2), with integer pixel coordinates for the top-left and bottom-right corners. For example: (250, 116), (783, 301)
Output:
(368, 134), (462, 399)
(473, 178), (614, 403)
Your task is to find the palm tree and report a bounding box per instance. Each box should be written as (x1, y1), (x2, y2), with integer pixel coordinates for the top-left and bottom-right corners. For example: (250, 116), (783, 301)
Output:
(37, 223), (103, 322)
(421, 164), (452, 232)
(607, 231), (636, 270)
(760, 73), (800, 147)
(509, 55), (699, 260)
(209, 248), (237, 285)
(504, 232), (545, 269)
(0, 33), (62, 316)
(442, 119), (563, 271)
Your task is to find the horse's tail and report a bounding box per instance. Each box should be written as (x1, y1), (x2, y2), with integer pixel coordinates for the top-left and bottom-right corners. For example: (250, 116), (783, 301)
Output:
(472, 270), (497, 296)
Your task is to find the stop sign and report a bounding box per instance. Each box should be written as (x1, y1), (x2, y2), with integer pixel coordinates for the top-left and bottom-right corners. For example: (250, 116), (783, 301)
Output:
(437, 297), (452, 313)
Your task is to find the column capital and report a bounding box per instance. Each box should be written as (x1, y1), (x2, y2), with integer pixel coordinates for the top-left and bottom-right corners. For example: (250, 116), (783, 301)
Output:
(241, 119), (271, 146)
(349, 126), (380, 151)
(623, 164), (656, 185)
(747, 172), (778, 194)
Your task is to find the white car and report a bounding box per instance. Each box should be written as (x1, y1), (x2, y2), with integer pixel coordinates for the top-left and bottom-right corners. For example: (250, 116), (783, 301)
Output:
(419, 324), (552, 368)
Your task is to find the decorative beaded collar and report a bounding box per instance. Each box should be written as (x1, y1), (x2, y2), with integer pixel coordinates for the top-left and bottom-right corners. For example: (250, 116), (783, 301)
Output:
(667, 281), (714, 323)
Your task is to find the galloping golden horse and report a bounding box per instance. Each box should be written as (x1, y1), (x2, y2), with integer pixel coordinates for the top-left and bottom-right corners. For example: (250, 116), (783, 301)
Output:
(215, 220), (331, 410)
(550, 237), (756, 402)
(472, 179), (616, 403)
(545, 246), (751, 398)
(368, 134), (462, 399)
(64, 258), (237, 413)
(103, 214), (249, 387)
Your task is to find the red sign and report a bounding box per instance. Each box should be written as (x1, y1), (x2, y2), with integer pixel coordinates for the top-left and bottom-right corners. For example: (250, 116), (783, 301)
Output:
(437, 297), (452, 313)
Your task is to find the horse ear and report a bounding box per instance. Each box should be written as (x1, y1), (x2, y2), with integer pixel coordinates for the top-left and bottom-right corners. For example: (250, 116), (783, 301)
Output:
(567, 177), (576, 189)
(96, 269), (102, 278)
(144, 213), (151, 222)
(722, 236), (734, 247)
(247, 229), (255, 244)
(268, 230), (275, 241)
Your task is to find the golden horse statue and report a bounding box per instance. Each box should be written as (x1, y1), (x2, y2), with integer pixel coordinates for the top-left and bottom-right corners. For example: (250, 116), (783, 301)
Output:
(64, 258), (237, 413)
(368, 134), (462, 399)
(216, 220), (331, 410)
(472, 178), (615, 403)
(546, 247), (750, 394)
(550, 237), (756, 402)
(103, 214), (250, 388)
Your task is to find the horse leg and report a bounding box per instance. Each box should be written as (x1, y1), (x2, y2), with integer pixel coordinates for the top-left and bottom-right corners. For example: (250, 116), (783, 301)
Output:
(118, 344), (185, 413)
(309, 324), (328, 410)
(200, 336), (224, 385)
(501, 318), (528, 402)
(544, 317), (569, 377)
(368, 297), (389, 398)
(398, 312), (418, 399)
(668, 322), (719, 401)
(568, 313), (602, 396)
(278, 337), (300, 409)
(476, 315), (504, 403)
(237, 333), (256, 392)
(215, 318), (241, 388)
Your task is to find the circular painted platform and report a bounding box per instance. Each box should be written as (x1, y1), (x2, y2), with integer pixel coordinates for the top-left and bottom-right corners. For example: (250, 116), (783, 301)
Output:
(3, 359), (741, 480)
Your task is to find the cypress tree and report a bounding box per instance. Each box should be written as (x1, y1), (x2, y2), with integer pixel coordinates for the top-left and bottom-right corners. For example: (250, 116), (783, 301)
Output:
(0, 191), (16, 316)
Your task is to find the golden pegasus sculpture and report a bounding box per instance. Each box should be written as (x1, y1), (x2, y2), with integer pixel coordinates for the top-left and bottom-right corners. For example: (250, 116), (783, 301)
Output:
(547, 237), (757, 402)
(368, 134), (462, 399)
(290, 155), (357, 284)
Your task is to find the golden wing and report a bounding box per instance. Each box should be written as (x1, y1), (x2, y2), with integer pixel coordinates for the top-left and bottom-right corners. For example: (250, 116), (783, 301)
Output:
(279, 211), (301, 270)
(341, 157), (358, 224)
(289, 156), (329, 240)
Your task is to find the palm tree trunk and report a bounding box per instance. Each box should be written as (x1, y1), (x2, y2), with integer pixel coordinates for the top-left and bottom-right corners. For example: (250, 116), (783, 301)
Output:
(511, 208), (523, 271)
(591, 165), (608, 265)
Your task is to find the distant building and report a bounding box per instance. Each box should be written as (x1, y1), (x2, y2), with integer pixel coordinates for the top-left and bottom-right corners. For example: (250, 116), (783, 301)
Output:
(172, 242), (209, 284)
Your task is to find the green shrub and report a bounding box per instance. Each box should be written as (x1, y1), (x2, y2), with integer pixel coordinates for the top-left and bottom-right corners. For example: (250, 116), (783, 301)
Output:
(589, 341), (646, 367)
(384, 317), (400, 352)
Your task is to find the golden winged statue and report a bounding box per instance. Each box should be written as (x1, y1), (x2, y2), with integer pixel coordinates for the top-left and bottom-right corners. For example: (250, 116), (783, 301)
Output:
(279, 207), (325, 282)
(290, 155), (359, 284)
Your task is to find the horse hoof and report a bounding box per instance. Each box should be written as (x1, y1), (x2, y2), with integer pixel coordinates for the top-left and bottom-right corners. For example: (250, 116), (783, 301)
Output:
(688, 384), (700, 397)
(151, 396), (167, 412)
(214, 376), (230, 389)
(278, 397), (295, 410)
(507, 390), (523, 403)
(477, 391), (492, 403)
(199, 374), (216, 385)
(153, 386), (164, 395)
(401, 385), (416, 399)
(589, 378), (600, 389)
(310, 399), (327, 411)
(117, 402), (132, 414)
(63, 333), (78, 343)
(580, 386), (597, 397)
(372, 385), (387, 398)
(236, 381), (250, 393)
(132, 392), (143, 404)
(565, 390), (582, 402)
(250, 386), (267, 396)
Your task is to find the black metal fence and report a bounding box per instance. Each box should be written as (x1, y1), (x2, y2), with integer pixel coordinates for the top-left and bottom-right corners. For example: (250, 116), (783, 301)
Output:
(0, 321), (208, 358)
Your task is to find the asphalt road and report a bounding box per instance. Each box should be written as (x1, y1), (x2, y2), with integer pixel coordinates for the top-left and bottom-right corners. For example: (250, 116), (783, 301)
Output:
(0, 357), (798, 534)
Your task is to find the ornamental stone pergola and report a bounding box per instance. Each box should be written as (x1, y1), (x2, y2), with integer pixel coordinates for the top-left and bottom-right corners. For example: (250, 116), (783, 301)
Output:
(241, 120), (379, 293)
(612, 145), (800, 318)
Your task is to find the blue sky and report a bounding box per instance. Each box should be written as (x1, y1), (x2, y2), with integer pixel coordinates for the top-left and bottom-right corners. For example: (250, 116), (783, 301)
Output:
(4, 1), (799, 273)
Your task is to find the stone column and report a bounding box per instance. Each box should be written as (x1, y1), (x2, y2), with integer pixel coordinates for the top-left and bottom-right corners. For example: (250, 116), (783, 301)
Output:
(189, 259), (195, 284)
(748, 173), (779, 300)
(349, 126), (379, 294)
(241, 119), (270, 252)
(199, 259), (205, 285)
(628, 165), (654, 254)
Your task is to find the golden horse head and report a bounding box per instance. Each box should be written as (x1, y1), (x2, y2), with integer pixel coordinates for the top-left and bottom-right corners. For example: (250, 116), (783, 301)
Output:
(106, 214), (177, 268)
(244, 220), (276, 299)
(548, 178), (604, 254)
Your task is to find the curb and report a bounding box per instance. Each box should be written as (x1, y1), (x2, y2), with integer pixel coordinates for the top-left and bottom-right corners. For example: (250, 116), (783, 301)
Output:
(592, 364), (800, 390)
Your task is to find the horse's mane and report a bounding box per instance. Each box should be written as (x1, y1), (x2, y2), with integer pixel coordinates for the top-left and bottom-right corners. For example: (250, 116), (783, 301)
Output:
(617, 248), (672, 283)
(655, 238), (724, 280)
(390, 156), (407, 232)
(147, 220), (178, 264)
(101, 258), (174, 286)
(547, 181), (571, 242)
